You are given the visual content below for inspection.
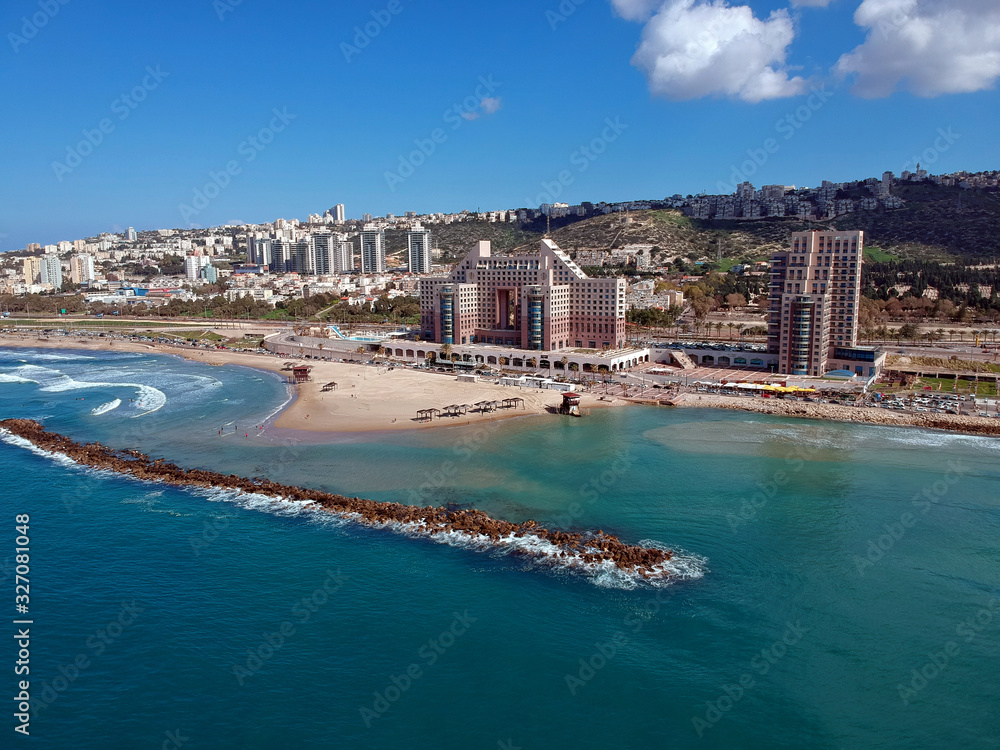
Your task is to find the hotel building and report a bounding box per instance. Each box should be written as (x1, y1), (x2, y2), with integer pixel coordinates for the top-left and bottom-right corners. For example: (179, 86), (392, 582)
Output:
(768, 229), (882, 377)
(419, 239), (626, 351)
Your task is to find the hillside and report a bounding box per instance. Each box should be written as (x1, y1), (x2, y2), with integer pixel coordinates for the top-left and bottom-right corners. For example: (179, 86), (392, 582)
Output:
(422, 182), (1000, 265)
(384, 221), (542, 264)
(830, 183), (1000, 260)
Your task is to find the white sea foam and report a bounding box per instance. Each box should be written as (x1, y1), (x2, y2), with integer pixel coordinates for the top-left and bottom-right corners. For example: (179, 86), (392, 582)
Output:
(92, 399), (122, 416)
(0, 364), (167, 416)
(0, 429), (79, 468)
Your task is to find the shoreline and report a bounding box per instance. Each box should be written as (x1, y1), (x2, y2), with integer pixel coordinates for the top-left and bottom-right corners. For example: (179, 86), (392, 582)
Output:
(675, 392), (1000, 436)
(3, 333), (999, 438)
(0, 333), (621, 434)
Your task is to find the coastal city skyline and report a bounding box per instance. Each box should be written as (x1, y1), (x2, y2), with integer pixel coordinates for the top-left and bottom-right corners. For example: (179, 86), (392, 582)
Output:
(4, 0), (999, 250)
(3, 2), (999, 747)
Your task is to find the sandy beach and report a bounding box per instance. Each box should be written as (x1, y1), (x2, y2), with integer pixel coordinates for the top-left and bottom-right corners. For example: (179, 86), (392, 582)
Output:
(4, 332), (1000, 437)
(0, 333), (617, 433)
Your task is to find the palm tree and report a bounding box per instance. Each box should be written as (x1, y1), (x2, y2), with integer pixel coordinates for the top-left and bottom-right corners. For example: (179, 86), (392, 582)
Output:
(727, 322), (736, 340)
(560, 356), (568, 371)
(441, 342), (452, 361)
(935, 328), (945, 344)
(714, 322), (724, 340)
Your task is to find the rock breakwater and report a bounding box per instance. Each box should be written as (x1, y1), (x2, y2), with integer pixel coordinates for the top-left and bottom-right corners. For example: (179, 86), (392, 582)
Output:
(0, 419), (682, 584)
(677, 395), (1000, 436)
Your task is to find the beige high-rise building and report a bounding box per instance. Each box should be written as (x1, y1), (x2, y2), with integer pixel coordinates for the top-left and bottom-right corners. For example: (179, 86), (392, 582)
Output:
(768, 230), (879, 377)
(70, 254), (96, 285)
(23, 257), (42, 285)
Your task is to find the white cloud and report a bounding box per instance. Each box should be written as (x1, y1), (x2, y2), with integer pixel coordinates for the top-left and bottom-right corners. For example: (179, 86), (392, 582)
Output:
(835, 0), (1000, 97)
(480, 96), (502, 115)
(623, 0), (807, 102)
(611, 0), (664, 21)
(460, 97), (503, 121)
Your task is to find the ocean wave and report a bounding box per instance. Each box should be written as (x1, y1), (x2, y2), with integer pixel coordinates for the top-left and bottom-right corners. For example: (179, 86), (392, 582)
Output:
(92, 399), (122, 416)
(1, 364), (167, 416)
(0, 429), (79, 468)
(0, 351), (95, 362)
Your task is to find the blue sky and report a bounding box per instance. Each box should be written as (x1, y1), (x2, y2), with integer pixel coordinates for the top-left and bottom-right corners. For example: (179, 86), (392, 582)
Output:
(1, 0), (998, 250)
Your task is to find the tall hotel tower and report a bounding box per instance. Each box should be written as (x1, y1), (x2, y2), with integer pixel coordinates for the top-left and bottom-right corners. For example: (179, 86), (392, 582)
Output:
(768, 230), (865, 376)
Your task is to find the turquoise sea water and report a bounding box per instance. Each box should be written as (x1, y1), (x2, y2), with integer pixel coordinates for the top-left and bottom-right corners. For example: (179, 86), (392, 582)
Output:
(0, 346), (998, 749)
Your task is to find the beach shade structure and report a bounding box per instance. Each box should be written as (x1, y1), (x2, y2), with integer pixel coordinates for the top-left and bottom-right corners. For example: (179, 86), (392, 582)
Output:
(281, 361), (296, 370)
(416, 408), (439, 422)
(502, 397), (525, 410)
(321, 382), (338, 392)
(473, 400), (491, 412)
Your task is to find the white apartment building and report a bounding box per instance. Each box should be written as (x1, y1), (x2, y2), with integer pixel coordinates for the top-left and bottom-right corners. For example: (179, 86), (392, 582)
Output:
(407, 224), (432, 274)
(360, 224), (386, 274)
(70, 254), (96, 285)
(185, 254), (210, 281)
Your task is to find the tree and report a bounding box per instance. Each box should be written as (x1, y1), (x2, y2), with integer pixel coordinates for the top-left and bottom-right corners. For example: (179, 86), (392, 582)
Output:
(725, 293), (746, 309)
(727, 322), (736, 340)
(898, 323), (920, 342)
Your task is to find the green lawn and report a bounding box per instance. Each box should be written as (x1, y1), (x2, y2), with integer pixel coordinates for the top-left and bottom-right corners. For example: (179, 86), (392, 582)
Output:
(651, 210), (693, 228)
(915, 376), (999, 395)
(863, 246), (901, 263)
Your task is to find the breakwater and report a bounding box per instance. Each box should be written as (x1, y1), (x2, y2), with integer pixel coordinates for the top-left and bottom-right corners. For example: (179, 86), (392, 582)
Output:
(0, 419), (681, 584)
